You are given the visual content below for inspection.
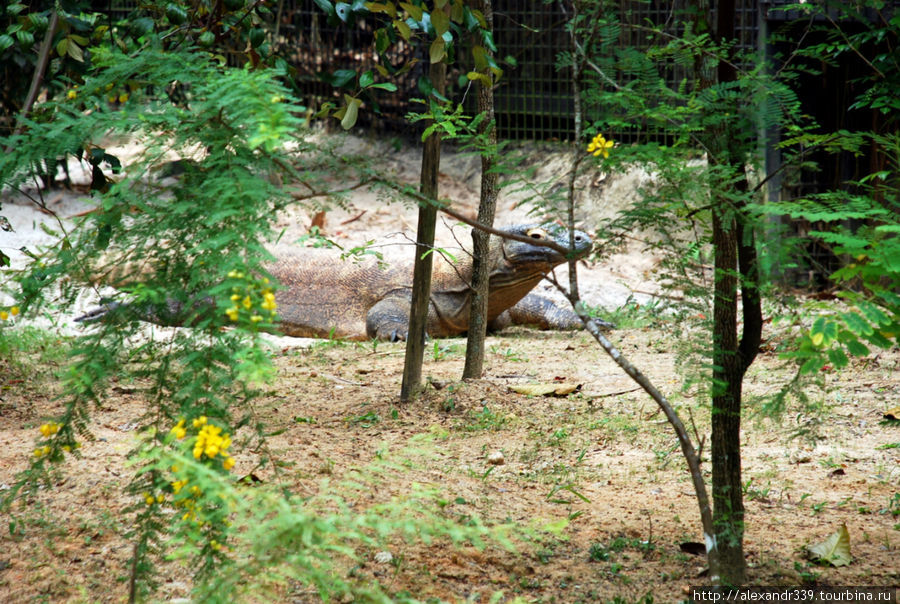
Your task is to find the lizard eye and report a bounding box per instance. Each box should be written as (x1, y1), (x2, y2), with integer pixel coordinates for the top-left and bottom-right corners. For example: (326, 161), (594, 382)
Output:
(527, 228), (545, 240)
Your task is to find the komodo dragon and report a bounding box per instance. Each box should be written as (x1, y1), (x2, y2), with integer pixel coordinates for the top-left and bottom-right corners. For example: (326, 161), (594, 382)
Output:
(272, 223), (607, 340)
(79, 224), (613, 340)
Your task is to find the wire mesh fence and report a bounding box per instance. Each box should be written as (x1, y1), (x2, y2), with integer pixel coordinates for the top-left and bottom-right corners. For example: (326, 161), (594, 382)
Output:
(97, 1), (762, 142)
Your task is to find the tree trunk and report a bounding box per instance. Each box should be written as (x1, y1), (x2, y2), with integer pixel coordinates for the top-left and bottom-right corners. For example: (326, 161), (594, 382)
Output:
(710, 203), (745, 585)
(400, 60), (447, 402)
(707, 0), (764, 585)
(462, 0), (498, 380)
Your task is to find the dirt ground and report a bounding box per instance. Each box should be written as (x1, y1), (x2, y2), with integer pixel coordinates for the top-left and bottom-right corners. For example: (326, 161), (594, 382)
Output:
(0, 134), (898, 602)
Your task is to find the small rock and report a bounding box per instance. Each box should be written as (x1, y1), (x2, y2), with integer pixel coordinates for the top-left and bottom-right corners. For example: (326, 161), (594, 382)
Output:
(374, 551), (393, 564)
(487, 451), (505, 465)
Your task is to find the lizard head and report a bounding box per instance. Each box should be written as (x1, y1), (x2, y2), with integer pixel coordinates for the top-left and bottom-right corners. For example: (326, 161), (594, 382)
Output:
(498, 223), (593, 269)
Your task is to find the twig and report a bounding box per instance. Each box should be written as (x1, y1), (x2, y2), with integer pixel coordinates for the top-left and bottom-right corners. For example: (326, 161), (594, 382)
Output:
(594, 386), (642, 398)
(339, 210), (367, 225)
(289, 178), (375, 201)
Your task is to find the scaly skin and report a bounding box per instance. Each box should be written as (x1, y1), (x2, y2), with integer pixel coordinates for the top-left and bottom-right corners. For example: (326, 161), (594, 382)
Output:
(267, 223), (597, 340)
(79, 224), (614, 340)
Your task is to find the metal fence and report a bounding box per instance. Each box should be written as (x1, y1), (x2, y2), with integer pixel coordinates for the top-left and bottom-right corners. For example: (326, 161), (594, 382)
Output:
(98, 1), (762, 142)
(276, 0), (762, 142)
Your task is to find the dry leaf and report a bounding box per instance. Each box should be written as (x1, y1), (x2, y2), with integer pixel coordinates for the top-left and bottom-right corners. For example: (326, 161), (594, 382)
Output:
(807, 524), (852, 567)
(883, 406), (900, 420)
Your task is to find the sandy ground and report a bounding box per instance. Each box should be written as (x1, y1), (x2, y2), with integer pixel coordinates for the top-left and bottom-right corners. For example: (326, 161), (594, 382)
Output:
(0, 134), (898, 602)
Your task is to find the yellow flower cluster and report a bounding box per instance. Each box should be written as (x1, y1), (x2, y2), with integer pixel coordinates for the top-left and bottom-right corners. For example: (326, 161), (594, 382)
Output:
(40, 422), (61, 437)
(587, 133), (614, 158)
(0, 306), (20, 321)
(170, 416), (236, 470)
(33, 422), (78, 458)
(143, 492), (165, 506)
(166, 417), (237, 524)
(224, 270), (277, 325)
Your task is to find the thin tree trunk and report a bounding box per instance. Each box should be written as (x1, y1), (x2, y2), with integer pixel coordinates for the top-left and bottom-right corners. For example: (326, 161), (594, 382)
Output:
(708, 0), (753, 585)
(710, 204), (745, 585)
(462, 0), (498, 380)
(400, 60), (446, 402)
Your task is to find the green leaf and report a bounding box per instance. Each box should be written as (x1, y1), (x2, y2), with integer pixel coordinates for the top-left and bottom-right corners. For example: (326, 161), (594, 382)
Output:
(827, 348), (849, 369)
(481, 29), (497, 52)
(67, 41), (84, 62)
(840, 311), (874, 336)
(166, 3), (188, 25)
(312, 0), (336, 17)
(858, 301), (890, 327)
(28, 13), (48, 30)
(807, 524), (852, 567)
(395, 19), (411, 40)
(430, 8), (449, 35)
(375, 27), (390, 54)
(810, 316), (837, 347)
(800, 356), (826, 375)
(369, 82), (397, 91)
(359, 70), (374, 88)
(843, 337), (870, 357)
(131, 16), (155, 37)
(15, 29), (34, 47)
(429, 37), (445, 63)
(198, 30), (215, 47)
(471, 44), (488, 71)
(399, 2), (423, 21)
(55, 37), (68, 57)
(340, 95), (362, 130)
(0, 34), (13, 53)
(330, 69), (357, 87)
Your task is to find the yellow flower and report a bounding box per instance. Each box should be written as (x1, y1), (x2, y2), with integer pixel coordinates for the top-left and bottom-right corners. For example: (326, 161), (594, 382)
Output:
(108, 95), (117, 103)
(261, 292), (277, 311)
(171, 418), (187, 439)
(223, 456), (236, 470)
(33, 448), (44, 458)
(205, 444), (220, 457)
(67, 89), (77, 100)
(210, 539), (222, 550)
(0, 311), (8, 321)
(118, 93), (129, 103)
(193, 416), (208, 428)
(156, 493), (165, 504)
(230, 294), (240, 302)
(105, 83), (114, 91)
(10, 306), (19, 316)
(242, 296), (252, 310)
(193, 447), (203, 459)
(225, 306), (239, 321)
(586, 133), (614, 158)
(250, 314), (263, 323)
(144, 492), (155, 506)
(40, 422), (60, 437)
